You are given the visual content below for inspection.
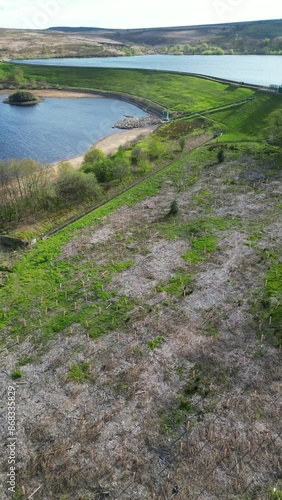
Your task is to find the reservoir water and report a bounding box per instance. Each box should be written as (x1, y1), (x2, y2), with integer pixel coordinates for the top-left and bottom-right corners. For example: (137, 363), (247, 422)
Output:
(0, 96), (147, 164)
(15, 55), (282, 87)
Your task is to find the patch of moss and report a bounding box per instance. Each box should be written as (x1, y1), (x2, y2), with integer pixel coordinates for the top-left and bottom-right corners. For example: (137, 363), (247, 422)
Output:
(182, 235), (217, 263)
(11, 369), (22, 380)
(156, 271), (192, 297)
(67, 362), (91, 382)
(262, 263), (282, 346)
(156, 216), (236, 241)
(105, 259), (135, 273)
(147, 336), (165, 350)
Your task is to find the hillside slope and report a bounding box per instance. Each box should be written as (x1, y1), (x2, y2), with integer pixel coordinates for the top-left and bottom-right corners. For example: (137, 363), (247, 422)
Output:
(49, 18), (282, 46)
(0, 142), (281, 499)
(1, 19), (282, 60)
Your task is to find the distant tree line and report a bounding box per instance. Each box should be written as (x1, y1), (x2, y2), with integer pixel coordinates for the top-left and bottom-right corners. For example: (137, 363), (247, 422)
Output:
(161, 43), (226, 55)
(0, 66), (48, 90)
(0, 159), (103, 230)
(158, 36), (282, 55)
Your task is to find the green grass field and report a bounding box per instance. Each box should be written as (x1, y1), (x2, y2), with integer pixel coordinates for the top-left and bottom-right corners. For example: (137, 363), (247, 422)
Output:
(209, 92), (282, 141)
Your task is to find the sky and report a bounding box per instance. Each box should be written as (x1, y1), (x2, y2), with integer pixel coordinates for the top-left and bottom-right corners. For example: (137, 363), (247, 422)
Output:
(0, 0), (281, 30)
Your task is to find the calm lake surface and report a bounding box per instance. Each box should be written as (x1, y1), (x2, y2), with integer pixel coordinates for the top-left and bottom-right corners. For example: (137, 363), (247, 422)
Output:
(15, 55), (282, 87)
(0, 96), (147, 163)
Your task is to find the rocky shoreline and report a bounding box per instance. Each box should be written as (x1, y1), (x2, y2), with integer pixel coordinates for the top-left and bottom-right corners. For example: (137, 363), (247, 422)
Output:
(114, 115), (163, 129)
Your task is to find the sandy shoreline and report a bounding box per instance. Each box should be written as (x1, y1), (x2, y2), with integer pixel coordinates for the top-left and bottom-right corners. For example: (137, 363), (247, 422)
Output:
(0, 89), (100, 98)
(52, 126), (157, 172)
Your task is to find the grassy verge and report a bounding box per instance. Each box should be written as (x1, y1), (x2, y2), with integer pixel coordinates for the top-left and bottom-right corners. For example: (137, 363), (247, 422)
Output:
(209, 92), (282, 141)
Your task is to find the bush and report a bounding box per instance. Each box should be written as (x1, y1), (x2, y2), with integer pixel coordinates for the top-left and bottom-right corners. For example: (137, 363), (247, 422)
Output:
(8, 91), (38, 103)
(83, 148), (106, 164)
(0, 158), (51, 226)
(83, 147), (132, 185)
(82, 158), (112, 183)
(55, 164), (101, 203)
(168, 200), (179, 216)
(179, 137), (186, 152)
(111, 156), (131, 182)
(137, 156), (151, 174)
(217, 148), (225, 163)
(131, 147), (144, 165)
(147, 137), (167, 160)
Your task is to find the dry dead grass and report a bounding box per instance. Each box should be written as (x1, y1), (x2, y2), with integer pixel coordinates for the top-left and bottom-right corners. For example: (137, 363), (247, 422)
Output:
(0, 28), (124, 60)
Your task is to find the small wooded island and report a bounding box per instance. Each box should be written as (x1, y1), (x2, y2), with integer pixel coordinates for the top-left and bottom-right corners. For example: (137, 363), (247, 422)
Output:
(4, 91), (43, 106)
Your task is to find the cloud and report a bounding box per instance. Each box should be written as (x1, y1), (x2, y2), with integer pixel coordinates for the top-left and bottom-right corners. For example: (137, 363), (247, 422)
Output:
(0, 0), (20, 11)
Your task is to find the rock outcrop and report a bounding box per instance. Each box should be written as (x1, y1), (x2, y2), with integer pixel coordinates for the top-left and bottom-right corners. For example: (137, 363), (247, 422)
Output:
(114, 115), (163, 129)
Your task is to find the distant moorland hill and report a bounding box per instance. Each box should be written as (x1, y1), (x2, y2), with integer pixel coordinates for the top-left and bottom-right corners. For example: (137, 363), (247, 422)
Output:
(0, 19), (282, 60)
(49, 18), (282, 45)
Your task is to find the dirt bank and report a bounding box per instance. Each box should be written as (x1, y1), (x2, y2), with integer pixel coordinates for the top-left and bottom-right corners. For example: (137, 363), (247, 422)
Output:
(114, 115), (163, 129)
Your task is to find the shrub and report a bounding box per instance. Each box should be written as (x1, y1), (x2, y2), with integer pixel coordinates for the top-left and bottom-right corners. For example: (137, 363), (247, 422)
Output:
(83, 148), (106, 164)
(168, 200), (179, 216)
(82, 158), (112, 183)
(217, 148), (225, 163)
(137, 157), (151, 174)
(131, 148), (151, 174)
(111, 156), (131, 182)
(55, 164), (101, 203)
(8, 91), (38, 103)
(68, 363), (90, 382)
(11, 369), (22, 380)
(179, 137), (185, 151)
(147, 137), (167, 160)
(131, 147), (144, 165)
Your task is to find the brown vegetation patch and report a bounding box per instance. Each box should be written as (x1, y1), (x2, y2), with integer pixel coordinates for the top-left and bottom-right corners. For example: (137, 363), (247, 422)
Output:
(110, 239), (188, 299)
